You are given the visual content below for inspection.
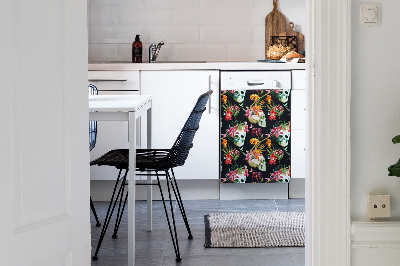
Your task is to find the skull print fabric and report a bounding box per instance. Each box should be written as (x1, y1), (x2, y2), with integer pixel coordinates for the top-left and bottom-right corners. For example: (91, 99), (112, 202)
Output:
(221, 89), (291, 183)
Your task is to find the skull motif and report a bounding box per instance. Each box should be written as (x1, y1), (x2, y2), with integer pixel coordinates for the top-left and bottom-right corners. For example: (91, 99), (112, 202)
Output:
(281, 172), (290, 182)
(258, 155), (266, 171)
(278, 89), (290, 103)
(233, 129), (246, 147)
(235, 173), (246, 183)
(258, 111), (266, 127)
(233, 90), (246, 103)
(277, 128), (290, 147)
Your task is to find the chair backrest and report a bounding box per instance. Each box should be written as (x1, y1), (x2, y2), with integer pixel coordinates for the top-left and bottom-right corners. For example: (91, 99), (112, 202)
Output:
(89, 84), (98, 151)
(163, 90), (213, 169)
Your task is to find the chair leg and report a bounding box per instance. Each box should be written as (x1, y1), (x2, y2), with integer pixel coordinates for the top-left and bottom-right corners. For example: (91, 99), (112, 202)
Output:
(156, 171), (182, 262)
(112, 178), (129, 239)
(90, 196), (101, 227)
(168, 169), (193, 239)
(92, 169), (128, 261)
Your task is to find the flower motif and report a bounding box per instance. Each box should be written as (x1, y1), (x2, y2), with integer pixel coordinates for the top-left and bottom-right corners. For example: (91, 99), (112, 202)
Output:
(266, 139), (271, 148)
(225, 154), (233, 165)
(225, 110), (232, 121)
(269, 109), (277, 121)
(252, 172), (262, 181)
(266, 95), (272, 104)
(252, 128), (262, 137)
(269, 153), (277, 165)
(250, 138), (259, 145)
(250, 94), (260, 101)
(222, 94), (227, 104)
(221, 139), (227, 148)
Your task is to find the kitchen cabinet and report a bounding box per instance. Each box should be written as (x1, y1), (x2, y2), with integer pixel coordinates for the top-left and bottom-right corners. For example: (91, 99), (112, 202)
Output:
(291, 70), (306, 179)
(88, 70), (141, 180)
(141, 70), (220, 180)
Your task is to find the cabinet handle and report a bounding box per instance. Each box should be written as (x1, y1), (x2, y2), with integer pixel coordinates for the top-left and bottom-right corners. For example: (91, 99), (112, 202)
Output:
(247, 81), (264, 86)
(88, 79), (127, 82)
(208, 75), (212, 114)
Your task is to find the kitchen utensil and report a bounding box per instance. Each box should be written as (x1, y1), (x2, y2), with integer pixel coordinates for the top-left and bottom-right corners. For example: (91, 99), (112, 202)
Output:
(279, 22), (304, 52)
(265, 0), (287, 59)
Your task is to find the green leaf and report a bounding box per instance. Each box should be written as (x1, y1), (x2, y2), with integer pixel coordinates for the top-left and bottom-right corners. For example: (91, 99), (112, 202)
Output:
(392, 135), (400, 144)
(388, 158), (400, 177)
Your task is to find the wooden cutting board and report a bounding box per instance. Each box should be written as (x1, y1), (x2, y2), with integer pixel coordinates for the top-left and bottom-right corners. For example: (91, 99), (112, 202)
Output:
(265, 0), (286, 59)
(280, 22), (304, 53)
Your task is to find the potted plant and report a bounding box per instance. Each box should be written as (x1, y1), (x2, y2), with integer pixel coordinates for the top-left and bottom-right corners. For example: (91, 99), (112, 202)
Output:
(388, 135), (400, 176)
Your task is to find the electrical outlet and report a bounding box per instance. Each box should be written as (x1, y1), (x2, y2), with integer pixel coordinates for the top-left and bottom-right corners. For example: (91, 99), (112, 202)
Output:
(368, 194), (391, 219)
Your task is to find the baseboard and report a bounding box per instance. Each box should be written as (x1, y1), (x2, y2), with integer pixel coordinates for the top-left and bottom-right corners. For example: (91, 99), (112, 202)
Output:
(90, 178), (305, 201)
(351, 220), (400, 266)
(289, 178), (305, 198)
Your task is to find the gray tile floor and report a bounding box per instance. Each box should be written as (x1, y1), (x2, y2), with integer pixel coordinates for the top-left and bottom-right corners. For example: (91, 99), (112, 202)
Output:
(91, 199), (305, 266)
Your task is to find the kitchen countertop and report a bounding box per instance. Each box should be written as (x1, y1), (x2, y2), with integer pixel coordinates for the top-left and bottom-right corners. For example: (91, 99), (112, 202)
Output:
(89, 62), (307, 71)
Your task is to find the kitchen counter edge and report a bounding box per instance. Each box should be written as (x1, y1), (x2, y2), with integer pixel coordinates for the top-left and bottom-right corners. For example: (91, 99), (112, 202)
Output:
(89, 62), (306, 71)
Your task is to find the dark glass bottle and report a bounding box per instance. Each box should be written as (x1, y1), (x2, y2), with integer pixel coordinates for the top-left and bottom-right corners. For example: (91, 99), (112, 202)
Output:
(132, 35), (142, 63)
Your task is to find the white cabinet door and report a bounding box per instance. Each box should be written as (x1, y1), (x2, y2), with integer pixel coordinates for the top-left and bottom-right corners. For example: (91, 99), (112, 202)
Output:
(141, 70), (219, 180)
(1, 0), (89, 264)
(291, 70), (306, 179)
(88, 71), (140, 180)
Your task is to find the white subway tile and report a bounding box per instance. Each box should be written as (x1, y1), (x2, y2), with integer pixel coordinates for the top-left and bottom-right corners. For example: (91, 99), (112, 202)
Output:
(146, 0), (199, 9)
(200, 26), (252, 44)
(147, 26), (199, 44)
(172, 44), (226, 61)
(88, 44), (91, 62)
(227, 8), (266, 26)
(119, 8), (173, 26)
(253, 0), (271, 9)
(201, 0), (253, 8)
(91, 44), (119, 62)
(225, 0), (253, 8)
(91, 7), (118, 26)
(227, 43), (264, 61)
(280, 1), (306, 24)
(87, 8), (91, 26)
(91, 26), (146, 44)
(253, 0), (306, 26)
(173, 8), (226, 26)
(118, 44), (132, 62)
(199, 0), (228, 8)
(91, 0), (146, 8)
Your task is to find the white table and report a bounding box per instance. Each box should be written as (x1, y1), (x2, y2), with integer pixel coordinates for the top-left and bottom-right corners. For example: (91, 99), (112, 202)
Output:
(89, 94), (152, 266)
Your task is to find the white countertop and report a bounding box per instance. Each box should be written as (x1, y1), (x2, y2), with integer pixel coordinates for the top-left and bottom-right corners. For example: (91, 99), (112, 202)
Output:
(89, 62), (306, 71)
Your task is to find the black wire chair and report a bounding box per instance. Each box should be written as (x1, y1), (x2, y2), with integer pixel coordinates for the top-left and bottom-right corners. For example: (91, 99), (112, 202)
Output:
(90, 90), (213, 262)
(89, 84), (101, 228)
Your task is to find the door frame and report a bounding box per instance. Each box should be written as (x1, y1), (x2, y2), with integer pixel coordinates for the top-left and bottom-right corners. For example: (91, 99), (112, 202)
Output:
(306, 0), (351, 265)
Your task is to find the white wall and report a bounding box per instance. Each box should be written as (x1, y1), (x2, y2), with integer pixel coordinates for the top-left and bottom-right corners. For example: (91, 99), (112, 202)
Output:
(87, 0), (305, 62)
(351, 0), (400, 220)
(351, 1), (400, 264)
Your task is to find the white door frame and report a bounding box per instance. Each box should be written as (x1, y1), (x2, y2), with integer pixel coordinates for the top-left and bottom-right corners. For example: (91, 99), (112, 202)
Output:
(306, 0), (351, 265)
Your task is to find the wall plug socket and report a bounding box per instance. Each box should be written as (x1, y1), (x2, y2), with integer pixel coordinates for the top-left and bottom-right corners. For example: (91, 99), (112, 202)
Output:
(367, 194), (391, 220)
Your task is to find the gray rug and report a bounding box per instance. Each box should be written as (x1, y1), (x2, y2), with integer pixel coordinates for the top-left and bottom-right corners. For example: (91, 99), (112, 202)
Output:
(204, 212), (305, 248)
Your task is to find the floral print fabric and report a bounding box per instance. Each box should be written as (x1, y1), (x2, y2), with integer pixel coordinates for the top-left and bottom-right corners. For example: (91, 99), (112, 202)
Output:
(221, 89), (291, 183)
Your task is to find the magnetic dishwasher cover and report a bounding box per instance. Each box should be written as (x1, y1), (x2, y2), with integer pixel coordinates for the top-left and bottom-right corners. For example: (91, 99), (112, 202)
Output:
(220, 71), (291, 184)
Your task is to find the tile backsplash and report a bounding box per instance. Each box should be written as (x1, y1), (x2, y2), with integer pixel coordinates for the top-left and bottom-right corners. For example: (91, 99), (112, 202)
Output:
(88, 0), (306, 62)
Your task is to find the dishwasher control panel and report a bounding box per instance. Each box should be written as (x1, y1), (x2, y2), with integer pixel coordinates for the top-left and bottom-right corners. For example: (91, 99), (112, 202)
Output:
(221, 71), (291, 90)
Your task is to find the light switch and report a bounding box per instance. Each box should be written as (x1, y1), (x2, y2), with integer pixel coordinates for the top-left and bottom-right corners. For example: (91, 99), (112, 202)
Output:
(359, 3), (381, 26)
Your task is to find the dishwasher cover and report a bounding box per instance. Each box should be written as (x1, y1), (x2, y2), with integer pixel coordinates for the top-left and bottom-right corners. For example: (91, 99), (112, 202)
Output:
(221, 89), (291, 183)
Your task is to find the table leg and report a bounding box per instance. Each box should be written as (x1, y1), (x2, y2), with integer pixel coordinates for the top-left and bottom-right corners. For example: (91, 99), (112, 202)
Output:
(128, 112), (136, 266)
(147, 105), (152, 232)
